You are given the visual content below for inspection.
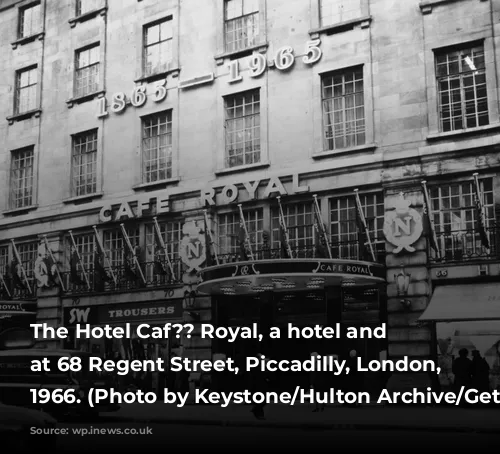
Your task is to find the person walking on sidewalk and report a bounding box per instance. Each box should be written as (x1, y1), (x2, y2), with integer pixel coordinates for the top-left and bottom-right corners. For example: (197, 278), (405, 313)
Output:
(452, 348), (472, 407)
(309, 352), (328, 412)
(471, 350), (490, 393)
(250, 353), (276, 420)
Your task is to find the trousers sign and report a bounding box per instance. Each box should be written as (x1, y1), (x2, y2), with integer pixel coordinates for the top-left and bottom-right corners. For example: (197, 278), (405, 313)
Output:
(202, 173), (309, 206)
(383, 193), (423, 254)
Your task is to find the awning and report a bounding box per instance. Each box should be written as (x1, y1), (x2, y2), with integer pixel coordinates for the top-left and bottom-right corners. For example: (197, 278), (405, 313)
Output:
(0, 301), (37, 316)
(419, 283), (500, 322)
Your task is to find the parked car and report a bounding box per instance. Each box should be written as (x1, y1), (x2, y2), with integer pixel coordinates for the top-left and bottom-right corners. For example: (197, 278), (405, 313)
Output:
(0, 402), (58, 452)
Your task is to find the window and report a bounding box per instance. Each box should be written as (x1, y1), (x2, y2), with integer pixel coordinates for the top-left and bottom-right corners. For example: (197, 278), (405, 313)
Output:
(329, 192), (384, 260)
(70, 233), (95, 271)
(75, 45), (100, 98)
(144, 221), (182, 280)
(144, 18), (173, 76)
(10, 147), (35, 209)
(15, 66), (37, 114)
(322, 68), (365, 151)
(142, 111), (173, 183)
(72, 130), (98, 197)
(103, 227), (140, 268)
(19, 3), (42, 38)
(224, 0), (259, 53)
(76, 0), (102, 16)
(271, 202), (314, 258)
(218, 209), (264, 258)
(0, 246), (8, 278)
(436, 45), (488, 132)
(16, 242), (38, 280)
(320, 0), (362, 27)
(225, 90), (260, 168)
(430, 178), (494, 260)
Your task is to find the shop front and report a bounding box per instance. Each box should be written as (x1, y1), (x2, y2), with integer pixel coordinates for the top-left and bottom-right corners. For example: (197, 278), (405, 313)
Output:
(420, 283), (500, 392)
(62, 299), (185, 397)
(198, 258), (387, 393)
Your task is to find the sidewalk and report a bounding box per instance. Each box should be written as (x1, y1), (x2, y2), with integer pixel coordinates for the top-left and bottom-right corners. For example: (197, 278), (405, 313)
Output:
(102, 403), (500, 433)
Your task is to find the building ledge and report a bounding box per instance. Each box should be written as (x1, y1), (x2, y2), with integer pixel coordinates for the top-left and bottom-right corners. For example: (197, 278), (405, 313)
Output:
(309, 16), (372, 38)
(419, 0), (487, 14)
(134, 67), (180, 84)
(313, 143), (377, 160)
(427, 123), (500, 141)
(7, 109), (41, 125)
(62, 192), (103, 205)
(11, 31), (44, 49)
(68, 6), (107, 27)
(132, 178), (180, 192)
(214, 43), (269, 65)
(215, 161), (270, 176)
(66, 90), (105, 108)
(3, 204), (38, 216)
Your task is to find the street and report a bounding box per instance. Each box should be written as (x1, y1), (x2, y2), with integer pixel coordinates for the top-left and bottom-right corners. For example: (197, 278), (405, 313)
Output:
(51, 421), (496, 452)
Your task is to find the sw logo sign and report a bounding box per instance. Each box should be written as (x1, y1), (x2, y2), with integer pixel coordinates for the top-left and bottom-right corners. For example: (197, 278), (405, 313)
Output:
(68, 307), (91, 324)
(179, 220), (206, 272)
(383, 193), (423, 254)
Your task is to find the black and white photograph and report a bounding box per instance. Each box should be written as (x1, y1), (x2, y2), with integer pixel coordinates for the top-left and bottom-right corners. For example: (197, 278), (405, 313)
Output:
(0, 0), (499, 451)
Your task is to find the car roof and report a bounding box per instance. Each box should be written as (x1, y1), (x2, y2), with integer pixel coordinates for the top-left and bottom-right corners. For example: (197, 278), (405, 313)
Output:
(0, 349), (88, 357)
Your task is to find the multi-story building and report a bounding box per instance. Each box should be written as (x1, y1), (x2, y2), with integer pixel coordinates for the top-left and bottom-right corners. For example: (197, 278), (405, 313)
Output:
(0, 0), (499, 394)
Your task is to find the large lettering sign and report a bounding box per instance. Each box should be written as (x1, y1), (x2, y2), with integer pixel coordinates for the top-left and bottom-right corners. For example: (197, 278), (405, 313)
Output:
(63, 300), (183, 326)
(98, 195), (169, 223)
(97, 80), (167, 119)
(179, 221), (206, 272)
(227, 39), (322, 84)
(202, 173), (309, 206)
(383, 193), (423, 254)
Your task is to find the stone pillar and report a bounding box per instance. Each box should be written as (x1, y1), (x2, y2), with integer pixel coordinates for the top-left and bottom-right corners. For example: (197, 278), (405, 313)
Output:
(180, 210), (214, 390)
(384, 187), (433, 392)
(35, 234), (65, 350)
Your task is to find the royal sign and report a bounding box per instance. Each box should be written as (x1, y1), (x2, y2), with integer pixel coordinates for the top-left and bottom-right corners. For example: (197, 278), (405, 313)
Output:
(202, 173), (309, 206)
(383, 193), (423, 254)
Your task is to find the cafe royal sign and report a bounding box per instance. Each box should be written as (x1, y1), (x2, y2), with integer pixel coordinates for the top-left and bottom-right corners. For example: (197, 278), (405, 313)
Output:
(98, 173), (308, 222)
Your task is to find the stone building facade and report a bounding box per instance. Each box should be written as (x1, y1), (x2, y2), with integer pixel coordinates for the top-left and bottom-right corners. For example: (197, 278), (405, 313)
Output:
(1, 0), (499, 392)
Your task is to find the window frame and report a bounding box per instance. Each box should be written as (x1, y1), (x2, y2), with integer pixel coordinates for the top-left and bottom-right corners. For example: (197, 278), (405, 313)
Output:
(74, 43), (101, 99)
(9, 146), (36, 211)
(14, 65), (39, 116)
(142, 16), (174, 78)
(70, 129), (99, 198)
(17, 1), (42, 40)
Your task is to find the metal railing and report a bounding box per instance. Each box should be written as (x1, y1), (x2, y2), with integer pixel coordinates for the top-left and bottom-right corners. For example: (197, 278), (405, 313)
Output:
(430, 226), (499, 263)
(0, 276), (37, 301)
(61, 257), (185, 295)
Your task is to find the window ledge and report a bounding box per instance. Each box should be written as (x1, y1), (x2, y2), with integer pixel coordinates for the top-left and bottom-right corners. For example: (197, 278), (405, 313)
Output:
(133, 178), (180, 192)
(419, 0), (485, 14)
(11, 31), (45, 49)
(134, 67), (180, 84)
(313, 143), (377, 159)
(427, 123), (500, 141)
(214, 43), (269, 65)
(215, 161), (270, 176)
(66, 90), (105, 108)
(7, 109), (41, 125)
(68, 6), (107, 27)
(3, 205), (38, 216)
(309, 16), (372, 38)
(62, 192), (104, 205)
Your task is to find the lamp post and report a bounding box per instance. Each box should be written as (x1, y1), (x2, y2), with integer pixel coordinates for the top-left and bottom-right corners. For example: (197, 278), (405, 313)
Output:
(394, 266), (411, 309)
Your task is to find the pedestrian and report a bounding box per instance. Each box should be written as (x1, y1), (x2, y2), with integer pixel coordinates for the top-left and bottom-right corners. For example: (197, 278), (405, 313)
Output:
(344, 350), (361, 407)
(452, 348), (472, 407)
(471, 350), (490, 393)
(309, 352), (328, 412)
(250, 353), (274, 420)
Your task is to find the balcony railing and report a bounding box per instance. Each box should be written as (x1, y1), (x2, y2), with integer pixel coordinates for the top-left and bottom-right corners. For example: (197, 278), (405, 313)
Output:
(211, 240), (387, 265)
(61, 258), (185, 295)
(430, 226), (500, 263)
(0, 276), (37, 301)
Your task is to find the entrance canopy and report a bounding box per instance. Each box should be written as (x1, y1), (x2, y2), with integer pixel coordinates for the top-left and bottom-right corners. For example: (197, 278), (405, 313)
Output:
(197, 259), (385, 296)
(419, 283), (500, 322)
(0, 301), (37, 318)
